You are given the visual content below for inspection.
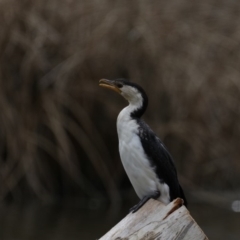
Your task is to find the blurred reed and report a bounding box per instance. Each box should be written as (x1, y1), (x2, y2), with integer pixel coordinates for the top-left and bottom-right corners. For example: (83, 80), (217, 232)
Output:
(0, 0), (240, 204)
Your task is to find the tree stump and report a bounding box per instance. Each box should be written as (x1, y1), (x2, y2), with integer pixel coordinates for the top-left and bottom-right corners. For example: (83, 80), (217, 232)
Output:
(100, 198), (208, 240)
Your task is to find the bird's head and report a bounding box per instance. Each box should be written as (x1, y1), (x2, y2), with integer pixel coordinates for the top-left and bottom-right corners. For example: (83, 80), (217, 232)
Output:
(99, 78), (148, 118)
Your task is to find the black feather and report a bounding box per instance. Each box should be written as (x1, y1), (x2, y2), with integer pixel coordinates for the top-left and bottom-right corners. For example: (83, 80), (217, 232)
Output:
(136, 119), (187, 206)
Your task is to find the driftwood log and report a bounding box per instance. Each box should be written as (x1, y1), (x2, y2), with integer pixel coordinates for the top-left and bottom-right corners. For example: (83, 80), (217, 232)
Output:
(100, 198), (208, 240)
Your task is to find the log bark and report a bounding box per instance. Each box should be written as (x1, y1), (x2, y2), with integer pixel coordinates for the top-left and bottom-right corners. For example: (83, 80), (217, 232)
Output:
(100, 198), (208, 240)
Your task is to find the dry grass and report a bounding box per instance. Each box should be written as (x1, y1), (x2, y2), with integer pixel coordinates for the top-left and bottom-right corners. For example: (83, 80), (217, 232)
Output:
(0, 0), (240, 203)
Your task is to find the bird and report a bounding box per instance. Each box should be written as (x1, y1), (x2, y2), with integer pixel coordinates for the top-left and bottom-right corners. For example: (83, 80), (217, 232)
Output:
(99, 78), (187, 213)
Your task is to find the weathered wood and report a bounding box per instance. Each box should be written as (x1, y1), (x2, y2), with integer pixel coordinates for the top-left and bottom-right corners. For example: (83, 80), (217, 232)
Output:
(100, 198), (208, 240)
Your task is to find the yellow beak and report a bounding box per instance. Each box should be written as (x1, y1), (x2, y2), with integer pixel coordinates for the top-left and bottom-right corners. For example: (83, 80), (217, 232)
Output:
(99, 79), (121, 94)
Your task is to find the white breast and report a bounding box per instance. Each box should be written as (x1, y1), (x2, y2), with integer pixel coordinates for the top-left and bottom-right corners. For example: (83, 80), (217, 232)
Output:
(117, 106), (170, 204)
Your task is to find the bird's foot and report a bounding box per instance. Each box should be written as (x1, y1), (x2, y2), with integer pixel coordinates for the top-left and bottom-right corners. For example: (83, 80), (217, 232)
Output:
(129, 191), (160, 213)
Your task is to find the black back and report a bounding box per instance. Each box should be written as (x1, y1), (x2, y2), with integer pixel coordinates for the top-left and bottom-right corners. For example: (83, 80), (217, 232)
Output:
(137, 119), (188, 206)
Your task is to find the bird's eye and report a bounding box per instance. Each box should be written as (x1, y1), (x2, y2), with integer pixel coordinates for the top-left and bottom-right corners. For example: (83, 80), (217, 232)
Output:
(116, 83), (123, 88)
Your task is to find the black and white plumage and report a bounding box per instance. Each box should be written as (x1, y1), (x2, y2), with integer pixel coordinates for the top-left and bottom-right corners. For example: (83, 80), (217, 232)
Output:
(99, 78), (187, 212)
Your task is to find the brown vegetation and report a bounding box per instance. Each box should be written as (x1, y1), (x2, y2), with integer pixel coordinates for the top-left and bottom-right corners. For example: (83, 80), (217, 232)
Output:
(0, 0), (240, 203)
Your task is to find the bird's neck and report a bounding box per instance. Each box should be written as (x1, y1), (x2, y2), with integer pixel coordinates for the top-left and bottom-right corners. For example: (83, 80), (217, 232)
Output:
(116, 104), (139, 141)
(116, 99), (147, 142)
(117, 98), (147, 123)
(119, 88), (148, 119)
(129, 96), (147, 119)
(122, 102), (146, 119)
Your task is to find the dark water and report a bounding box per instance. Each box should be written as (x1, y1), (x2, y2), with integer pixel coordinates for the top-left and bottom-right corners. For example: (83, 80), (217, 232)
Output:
(0, 198), (239, 240)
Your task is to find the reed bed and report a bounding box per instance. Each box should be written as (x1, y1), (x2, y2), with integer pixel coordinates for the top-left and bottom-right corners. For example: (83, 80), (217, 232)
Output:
(0, 0), (240, 203)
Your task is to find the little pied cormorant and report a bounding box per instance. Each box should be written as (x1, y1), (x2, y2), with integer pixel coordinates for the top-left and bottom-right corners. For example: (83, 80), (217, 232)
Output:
(99, 78), (187, 213)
